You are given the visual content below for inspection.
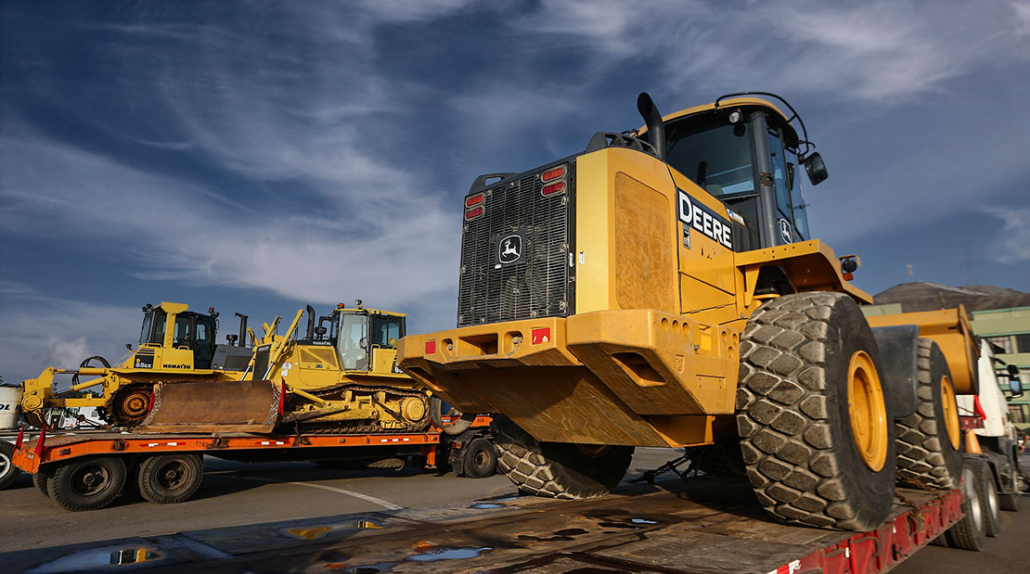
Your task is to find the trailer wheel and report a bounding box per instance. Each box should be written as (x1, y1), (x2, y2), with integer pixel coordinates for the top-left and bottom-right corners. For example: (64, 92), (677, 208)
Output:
(975, 459), (1001, 537)
(999, 488), (1021, 511)
(137, 454), (203, 504)
(492, 415), (633, 499)
(894, 339), (963, 489)
(737, 292), (896, 531)
(0, 441), (21, 490)
(463, 437), (497, 478)
(48, 457), (127, 511)
(33, 469), (51, 498)
(948, 460), (986, 551)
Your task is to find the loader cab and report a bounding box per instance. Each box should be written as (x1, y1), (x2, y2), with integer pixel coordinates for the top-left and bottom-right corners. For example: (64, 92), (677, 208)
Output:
(138, 303), (217, 370)
(332, 306), (406, 374)
(651, 96), (821, 251)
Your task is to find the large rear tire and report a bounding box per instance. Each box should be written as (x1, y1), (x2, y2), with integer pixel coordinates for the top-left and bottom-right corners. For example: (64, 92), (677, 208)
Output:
(137, 454), (204, 504)
(0, 441), (21, 490)
(48, 457), (127, 511)
(977, 459), (1000, 537)
(737, 292), (896, 531)
(895, 339), (963, 489)
(33, 469), (51, 498)
(492, 415), (633, 499)
(948, 460), (986, 551)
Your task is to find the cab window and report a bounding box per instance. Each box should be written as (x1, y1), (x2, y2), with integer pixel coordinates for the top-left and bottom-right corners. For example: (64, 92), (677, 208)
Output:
(142, 310), (167, 345)
(336, 313), (369, 370)
(665, 116), (755, 196)
(173, 316), (190, 347)
(372, 316), (404, 348)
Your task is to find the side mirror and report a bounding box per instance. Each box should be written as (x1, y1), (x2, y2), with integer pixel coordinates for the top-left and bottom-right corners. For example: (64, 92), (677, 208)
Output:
(803, 152), (828, 185)
(1008, 365), (1023, 398)
(125, 343), (133, 350)
(359, 337), (368, 349)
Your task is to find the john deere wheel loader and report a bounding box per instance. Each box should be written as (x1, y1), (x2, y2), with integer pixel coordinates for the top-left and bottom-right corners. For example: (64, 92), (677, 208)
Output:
(19, 302), (254, 429)
(398, 92), (977, 532)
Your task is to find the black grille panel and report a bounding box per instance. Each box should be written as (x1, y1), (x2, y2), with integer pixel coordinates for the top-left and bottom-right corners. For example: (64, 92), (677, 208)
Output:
(457, 161), (574, 326)
(253, 345), (270, 379)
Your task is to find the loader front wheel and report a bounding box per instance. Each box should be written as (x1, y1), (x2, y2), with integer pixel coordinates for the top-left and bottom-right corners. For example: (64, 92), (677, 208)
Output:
(137, 453), (204, 504)
(492, 415), (633, 499)
(894, 339), (963, 489)
(737, 292), (896, 531)
(48, 457), (127, 511)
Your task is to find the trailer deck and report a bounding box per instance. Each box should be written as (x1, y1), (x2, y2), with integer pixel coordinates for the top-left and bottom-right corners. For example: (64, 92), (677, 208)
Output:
(1, 473), (962, 573)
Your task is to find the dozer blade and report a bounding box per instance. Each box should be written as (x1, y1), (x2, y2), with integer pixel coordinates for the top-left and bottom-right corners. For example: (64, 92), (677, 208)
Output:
(135, 380), (281, 434)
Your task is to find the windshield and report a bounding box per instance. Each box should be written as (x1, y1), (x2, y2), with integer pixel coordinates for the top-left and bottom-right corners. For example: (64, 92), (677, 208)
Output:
(336, 312), (369, 370)
(665, 116), (755, 196)
(141, 309), (166, 345)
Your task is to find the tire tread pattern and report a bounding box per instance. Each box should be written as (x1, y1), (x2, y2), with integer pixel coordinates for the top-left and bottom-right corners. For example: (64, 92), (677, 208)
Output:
(737, 292), (893, 531)
(492, 416), (633, 499)
(894, 339), (962, 489)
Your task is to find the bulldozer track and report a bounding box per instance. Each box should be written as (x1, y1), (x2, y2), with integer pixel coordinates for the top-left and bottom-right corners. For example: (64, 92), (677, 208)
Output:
(290, 384), (431, 435)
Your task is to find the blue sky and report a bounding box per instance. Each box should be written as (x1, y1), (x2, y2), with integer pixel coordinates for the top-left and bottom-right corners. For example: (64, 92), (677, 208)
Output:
(2, 0), (1029, 383)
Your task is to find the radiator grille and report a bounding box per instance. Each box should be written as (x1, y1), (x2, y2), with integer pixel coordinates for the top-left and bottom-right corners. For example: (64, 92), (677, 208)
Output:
(457, 161), (574, 326)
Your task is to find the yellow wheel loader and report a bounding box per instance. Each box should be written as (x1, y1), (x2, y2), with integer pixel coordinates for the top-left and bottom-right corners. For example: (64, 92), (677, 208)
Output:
(398, 92), (978, 531)
(19, 302), (255, 429)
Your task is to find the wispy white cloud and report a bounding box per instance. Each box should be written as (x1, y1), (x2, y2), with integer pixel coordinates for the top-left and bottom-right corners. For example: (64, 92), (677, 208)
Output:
(983, 205), (1030, 264)
(522, 0), (1030, 101)
(0, 289), (140, 384)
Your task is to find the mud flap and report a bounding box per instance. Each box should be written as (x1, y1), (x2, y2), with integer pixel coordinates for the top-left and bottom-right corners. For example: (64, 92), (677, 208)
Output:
(135, 380), (280, 434)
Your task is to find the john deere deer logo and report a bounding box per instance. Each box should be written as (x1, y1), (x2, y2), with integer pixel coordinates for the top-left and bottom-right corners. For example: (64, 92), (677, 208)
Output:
(497, 233), (523, 265)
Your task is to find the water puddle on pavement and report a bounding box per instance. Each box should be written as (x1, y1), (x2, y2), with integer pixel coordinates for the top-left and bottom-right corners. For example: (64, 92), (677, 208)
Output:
(25, 547), (162, 573)
(470, 502), (504, 509)
(406, 541), (493, 563)
(281, 520), (384, 540)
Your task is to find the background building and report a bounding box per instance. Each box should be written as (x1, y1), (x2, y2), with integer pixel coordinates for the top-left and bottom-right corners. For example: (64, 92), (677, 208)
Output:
(970, 307), (1030, 427)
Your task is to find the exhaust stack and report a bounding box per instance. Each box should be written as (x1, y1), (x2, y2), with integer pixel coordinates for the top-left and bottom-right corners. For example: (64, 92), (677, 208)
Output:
(235, 313), (248, 347)
(305, 305), (316, 340)
(637, 92), (666, 161)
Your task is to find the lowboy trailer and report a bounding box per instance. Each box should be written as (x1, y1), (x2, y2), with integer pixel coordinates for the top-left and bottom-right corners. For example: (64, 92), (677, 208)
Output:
(9, 415), (495, 512)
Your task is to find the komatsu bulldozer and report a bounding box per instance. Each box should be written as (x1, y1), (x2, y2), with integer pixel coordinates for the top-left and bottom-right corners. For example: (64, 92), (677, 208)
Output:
(20, 302), (253, 428)
(234, 302), (432, 434)
(398, 92), (979, 532)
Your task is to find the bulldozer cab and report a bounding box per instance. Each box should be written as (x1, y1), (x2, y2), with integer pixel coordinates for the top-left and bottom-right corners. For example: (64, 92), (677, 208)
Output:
(645, 95), (823, 252)
(333, 307), (406, 375)
(138, 303), (217, 370)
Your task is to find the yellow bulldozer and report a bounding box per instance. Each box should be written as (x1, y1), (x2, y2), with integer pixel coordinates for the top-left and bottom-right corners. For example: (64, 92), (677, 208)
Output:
(234, 301), (433, 434)
(398, 92), (979, 532)
(20, 302), (254, 428)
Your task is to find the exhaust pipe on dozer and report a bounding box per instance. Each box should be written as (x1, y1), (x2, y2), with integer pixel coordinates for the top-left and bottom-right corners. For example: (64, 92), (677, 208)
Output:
(305, 305), (316, 340)
(637, 92), (666, 161)
(235, 313), (248, 347)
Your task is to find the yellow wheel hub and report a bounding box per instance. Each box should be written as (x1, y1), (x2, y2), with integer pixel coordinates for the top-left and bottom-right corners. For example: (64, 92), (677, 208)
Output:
(940, 375), (961, 450)
(847, 350), (888, 472)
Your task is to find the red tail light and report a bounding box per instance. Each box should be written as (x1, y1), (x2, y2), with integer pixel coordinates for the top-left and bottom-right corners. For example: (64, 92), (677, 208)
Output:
(464, 206), (484, 220)
(541, 181), (566, 196)
(425, 340), (437, 354)
(465, 193), (485, 207)
(531, 328), (551, 344)
(541, 165), (566, 182)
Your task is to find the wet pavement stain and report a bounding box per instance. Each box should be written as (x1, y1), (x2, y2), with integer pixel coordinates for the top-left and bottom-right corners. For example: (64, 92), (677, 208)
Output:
(406, 544), (493, 562)
(24, 547), (162, 573)
(470, 502), (505, 509)
(281, 520), (384, 540)
(516, 527), (590, 542)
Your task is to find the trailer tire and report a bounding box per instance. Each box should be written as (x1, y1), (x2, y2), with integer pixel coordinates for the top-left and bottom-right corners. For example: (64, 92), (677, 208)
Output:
(894, 339), (963, 489)
(0, 441), (21, 490)
(34, 469), (51, 498)
(48, 457), (127, 511)
(999, 490), (1021, 511)
(977, 460), (1000, 537)
(463, 437), (497, 478)
(948, 461), (986, 551)
(492, 415), (633, 499)
(137, 454), (203, 504)
(737, 292), (896, 531)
